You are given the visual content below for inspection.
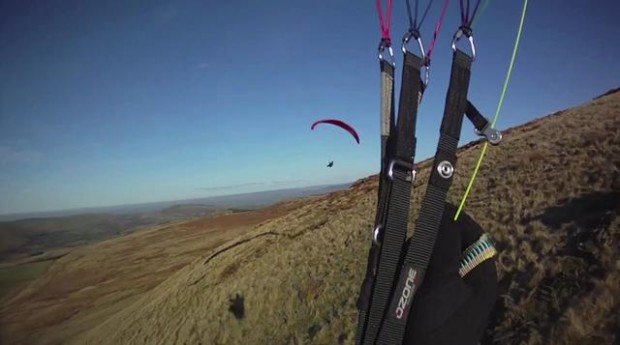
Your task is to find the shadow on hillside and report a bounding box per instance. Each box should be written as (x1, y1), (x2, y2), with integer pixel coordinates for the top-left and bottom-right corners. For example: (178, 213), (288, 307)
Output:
(527, 191), (618, 260)
(526, 191), (618, 231)
(483, 191), (619, 345)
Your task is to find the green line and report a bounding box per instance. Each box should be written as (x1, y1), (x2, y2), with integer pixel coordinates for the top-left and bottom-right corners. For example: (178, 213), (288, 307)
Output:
(455, 0), (528, 220)
(471, 0), (492, 29)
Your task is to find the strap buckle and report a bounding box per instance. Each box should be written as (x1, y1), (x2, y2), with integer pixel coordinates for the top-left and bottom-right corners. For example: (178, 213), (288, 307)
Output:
(387, 158), (416, 182)
(475, 124), (502, 145)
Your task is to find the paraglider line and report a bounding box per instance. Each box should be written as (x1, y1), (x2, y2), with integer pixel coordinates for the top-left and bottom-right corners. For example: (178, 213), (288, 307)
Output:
(455, 0), (528, 220)
(470, 0), (491, 29)
(426, 0), (450, 62)
(376, 0), (394, 44)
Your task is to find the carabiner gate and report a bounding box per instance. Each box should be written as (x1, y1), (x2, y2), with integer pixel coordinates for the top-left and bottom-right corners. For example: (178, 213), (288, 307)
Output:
(403, 30), (429, 87)
(421, 62), (430, 87)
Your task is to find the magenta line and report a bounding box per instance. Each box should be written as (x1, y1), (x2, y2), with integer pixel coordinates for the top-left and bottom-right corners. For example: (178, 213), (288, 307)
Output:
(376, 0), (394, 41)
(426, 0), (450, 60)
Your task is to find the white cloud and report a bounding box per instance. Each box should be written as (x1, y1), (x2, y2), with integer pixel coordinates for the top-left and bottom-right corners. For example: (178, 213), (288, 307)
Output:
(269, 179), (305, 185)
(198, 182), (264, 192)
(198, 179), (306, 192)
(0, 145), (41, 164)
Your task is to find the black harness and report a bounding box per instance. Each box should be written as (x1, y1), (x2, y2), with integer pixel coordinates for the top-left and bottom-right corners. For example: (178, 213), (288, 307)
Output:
(355, 26), (501, 345)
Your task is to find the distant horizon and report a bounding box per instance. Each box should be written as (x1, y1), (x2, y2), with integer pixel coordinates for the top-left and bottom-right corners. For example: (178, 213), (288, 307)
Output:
(2, 86), (616, 217)
(0, 181), (353, 219)
(0, 86), (613, 217)
(2, 1), (618, 215)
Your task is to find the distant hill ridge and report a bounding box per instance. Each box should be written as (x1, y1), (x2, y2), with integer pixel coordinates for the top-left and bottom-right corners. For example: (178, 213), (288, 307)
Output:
(0, 184), (351, 222)
(0, 184), (350, 261)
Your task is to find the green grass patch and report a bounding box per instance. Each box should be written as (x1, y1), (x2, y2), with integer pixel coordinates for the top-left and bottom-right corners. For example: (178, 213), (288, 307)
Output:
(0, 260), (54, 299)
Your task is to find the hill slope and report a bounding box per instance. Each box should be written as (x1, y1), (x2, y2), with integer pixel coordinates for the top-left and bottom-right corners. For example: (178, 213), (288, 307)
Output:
(0, 184), (350, 263)
(4, 91), (620, 344)
(0, 200), (312, 344)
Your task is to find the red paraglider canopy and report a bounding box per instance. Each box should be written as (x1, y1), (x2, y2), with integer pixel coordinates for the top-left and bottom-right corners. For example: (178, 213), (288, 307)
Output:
(311, 118), (360, 144)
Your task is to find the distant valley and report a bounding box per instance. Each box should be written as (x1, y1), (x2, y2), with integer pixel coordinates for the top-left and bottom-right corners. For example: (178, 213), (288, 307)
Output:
(0, 183), (349, 263)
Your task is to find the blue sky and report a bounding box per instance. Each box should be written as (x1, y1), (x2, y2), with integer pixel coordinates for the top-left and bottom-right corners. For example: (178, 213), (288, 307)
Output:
(1, 0), (618, 215)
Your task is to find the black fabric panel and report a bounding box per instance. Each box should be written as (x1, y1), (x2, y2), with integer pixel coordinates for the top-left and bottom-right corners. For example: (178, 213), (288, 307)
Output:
(423, 204), (466, 280)
(404, 260), (497, 345)
(403, 204), (498, 345)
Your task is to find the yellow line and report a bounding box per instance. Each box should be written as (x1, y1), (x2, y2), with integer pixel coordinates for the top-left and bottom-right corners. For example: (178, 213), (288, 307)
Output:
(455, 0), (529, 220)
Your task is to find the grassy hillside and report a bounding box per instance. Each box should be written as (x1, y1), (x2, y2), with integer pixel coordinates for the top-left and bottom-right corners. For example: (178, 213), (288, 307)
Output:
(2, 90), (618, 344)
(0, 260), (54, 299)
(0, 202), (306, 344)
(0, 214), (156, 262)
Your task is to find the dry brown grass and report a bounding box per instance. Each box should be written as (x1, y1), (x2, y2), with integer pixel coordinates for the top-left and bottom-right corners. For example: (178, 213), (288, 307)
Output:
(0, 204), (301, 344)
(2, 91), (619, 345)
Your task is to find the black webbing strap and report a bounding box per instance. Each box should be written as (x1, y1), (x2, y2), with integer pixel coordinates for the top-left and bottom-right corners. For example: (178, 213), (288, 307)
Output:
(465, 100), (489, 132)
(380, 60), (397, 170)
(355, 58), (397, 345)
(357, 52), (422, 345)
(465, 100), (502, 145)
(376, 59), (398, 233)
(375, 49), (473, 345)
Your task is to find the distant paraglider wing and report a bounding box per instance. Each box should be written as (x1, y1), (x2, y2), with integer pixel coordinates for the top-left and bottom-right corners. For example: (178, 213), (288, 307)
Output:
(311, 119), (360, 144)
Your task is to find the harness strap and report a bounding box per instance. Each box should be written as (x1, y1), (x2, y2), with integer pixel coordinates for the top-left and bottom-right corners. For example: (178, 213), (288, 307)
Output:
(376, 49), (473, 345)
(358, 52), (422, 345)
(356, 2), (399, 343)
(357, 47), (497, 345)
(380, 60), (397, 169)
(466, 101), (502, 145)
(465, 101), (488, 129)
(355, 57), (397, 345)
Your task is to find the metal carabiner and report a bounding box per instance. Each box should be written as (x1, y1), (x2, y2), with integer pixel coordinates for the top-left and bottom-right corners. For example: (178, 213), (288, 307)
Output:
(401, 30), (426, 58)
(451, 26), (476, 60)
(378, 39), (395, 66)
(421, 61), (430, 87)
(403, 30), (430, 87)
(373, 225), (383, 244)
